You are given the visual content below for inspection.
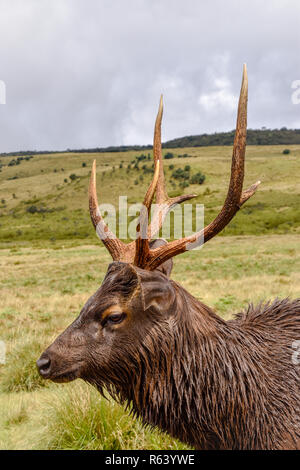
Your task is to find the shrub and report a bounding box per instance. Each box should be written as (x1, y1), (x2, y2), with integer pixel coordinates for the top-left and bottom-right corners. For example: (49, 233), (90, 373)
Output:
(282, 149), (290, 155)
(135, 154), (147, 162)
(169, 164), (174, 170)
(26, 205), (38, 214)
(69, 174), (77, 181)
(171, 167), (190, 181)
(164, 152), (174, 159)
(190, 172), (206, 185)
(82, 162), (87, 167)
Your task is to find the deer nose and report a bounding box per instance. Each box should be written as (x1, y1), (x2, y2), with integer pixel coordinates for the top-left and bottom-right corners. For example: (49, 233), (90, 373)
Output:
(37, 355), (51, 378)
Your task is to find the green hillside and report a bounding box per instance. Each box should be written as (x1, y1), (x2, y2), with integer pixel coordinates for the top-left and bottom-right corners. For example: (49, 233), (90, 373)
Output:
(0, 144), (299, 450)
(0, 144), (299, 248)
(1, 128), (300, 157)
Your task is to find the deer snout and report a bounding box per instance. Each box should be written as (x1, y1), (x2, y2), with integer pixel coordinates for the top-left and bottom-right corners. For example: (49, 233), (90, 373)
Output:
(37, 353), (52, 378)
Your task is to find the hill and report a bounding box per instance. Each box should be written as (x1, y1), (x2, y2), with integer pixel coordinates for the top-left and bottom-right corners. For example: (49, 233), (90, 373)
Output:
(1, 128), (300, 157)
(1, 144), (300, 450)
(0, 144), (299, 247)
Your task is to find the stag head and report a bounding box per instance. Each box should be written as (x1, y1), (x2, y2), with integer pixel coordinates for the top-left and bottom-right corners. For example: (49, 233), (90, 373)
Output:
(37, 65), (260, 390)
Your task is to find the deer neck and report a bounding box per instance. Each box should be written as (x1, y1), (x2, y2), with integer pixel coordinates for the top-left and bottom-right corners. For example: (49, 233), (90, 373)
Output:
(121, 282), (232, 448)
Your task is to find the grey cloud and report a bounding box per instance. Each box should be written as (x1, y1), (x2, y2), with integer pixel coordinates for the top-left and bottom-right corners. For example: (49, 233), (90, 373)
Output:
(0, 0), (299, 152)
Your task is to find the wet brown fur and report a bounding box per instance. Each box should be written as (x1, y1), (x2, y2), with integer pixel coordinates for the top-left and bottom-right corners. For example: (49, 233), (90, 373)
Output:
(40, 260), (300, 450)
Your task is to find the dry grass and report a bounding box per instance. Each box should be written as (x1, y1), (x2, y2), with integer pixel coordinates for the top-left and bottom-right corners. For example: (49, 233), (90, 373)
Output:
(0, 145), (299, 449)
(0, 234), (299, 449)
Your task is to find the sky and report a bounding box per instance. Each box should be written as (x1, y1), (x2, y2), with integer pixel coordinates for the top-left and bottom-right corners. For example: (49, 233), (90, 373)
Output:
(0, 0), (299, 153)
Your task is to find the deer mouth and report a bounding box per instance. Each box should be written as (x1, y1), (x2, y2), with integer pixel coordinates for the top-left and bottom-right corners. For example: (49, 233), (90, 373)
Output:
(37, 354), (83, 383)
(49, 368), (81, 383)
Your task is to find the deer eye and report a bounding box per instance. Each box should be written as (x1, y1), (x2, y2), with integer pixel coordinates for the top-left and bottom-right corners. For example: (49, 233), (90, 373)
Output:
(105, 312), (126, 326)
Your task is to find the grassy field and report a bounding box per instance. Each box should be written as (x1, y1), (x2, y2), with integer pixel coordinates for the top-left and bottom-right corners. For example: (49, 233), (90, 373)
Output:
(0, 145), (299, 449)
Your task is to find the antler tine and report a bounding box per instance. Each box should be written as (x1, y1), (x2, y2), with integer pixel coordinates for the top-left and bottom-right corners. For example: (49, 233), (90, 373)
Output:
(145, 64), (261, 270)
(89, 160), (126, 260)
(148, 96), (197, 238)
(134, 161), (160, 266)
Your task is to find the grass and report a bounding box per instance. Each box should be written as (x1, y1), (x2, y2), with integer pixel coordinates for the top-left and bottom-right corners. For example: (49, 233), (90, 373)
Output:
(0, 145), (299, 246)
(0, 145), (299, 449)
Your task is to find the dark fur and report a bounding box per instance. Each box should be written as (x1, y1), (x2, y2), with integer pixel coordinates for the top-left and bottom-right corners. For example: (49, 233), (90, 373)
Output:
(38, 262), (300, 449)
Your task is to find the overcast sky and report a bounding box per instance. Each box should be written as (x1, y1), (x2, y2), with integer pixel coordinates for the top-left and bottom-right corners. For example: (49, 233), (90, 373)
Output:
(0, 0), (299, 153)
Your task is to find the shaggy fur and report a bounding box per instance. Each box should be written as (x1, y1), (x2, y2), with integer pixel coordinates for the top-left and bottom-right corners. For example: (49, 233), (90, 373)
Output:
(38, 263), (300, 450)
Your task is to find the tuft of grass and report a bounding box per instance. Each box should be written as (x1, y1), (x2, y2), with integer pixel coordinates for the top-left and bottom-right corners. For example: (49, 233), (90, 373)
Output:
(4, 403), (28, 427)
(38, 382), (187, 450)
(1, 339), (49, 393)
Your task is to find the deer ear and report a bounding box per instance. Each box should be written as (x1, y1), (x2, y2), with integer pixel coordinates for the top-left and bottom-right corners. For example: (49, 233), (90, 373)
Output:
(135, 269), (176, 313)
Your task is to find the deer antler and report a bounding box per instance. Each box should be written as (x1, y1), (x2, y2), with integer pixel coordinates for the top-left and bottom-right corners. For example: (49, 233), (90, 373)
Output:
(89, 160), (126, 261)
(148, 96), (197, 238)
(89, 160), (160, 264)
(137, 64), (260, 270)
(89, 65), (260, 271)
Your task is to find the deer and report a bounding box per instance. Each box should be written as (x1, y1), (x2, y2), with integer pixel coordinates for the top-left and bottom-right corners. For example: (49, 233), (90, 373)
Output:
(37, 65), (300, 450)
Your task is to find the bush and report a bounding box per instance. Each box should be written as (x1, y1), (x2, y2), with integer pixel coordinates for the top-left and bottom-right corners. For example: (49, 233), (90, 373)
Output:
(169, 164), (174, 170)
(171, 167), (190, 181)
(282, 149), (290, 155)
(164, 152), (174, 159)
(82, 162), (87, 167)
(69, 174), (78, 181)
(135, 154), (147, 162)
(26, 205), (38, 214)
(190, 172), (206, 185)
